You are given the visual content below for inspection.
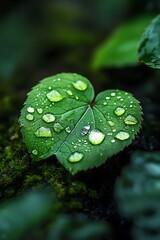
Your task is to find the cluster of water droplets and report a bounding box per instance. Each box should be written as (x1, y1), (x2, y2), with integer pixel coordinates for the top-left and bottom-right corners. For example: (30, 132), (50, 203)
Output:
(24, 78), (140, 166)
(25, 77), (89, 158)
(102, 91), (139, 143)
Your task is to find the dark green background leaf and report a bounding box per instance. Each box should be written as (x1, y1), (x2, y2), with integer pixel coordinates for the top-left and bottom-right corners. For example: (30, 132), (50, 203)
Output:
(138, 15), (160, 69)
(92, 15), (154, 69)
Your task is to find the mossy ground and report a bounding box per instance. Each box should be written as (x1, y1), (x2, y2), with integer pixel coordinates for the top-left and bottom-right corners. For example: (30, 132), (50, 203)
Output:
(0, 116), (98, 214)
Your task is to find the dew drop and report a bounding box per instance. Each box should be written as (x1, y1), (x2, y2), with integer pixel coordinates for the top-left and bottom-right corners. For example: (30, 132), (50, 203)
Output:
(66, 90), (73, 96)
(65, 126), (71, 133)
(42, 113), (55, 123)
(103, 102), (107, 105)
(53, 123), (63, 133)
(46, 90), (63, 102)
(32, 149), (38, 155)
(34, 127), (52, 137)
(111, 139), (115, 143)
(115, 131), (130, 140)
(81, 125), (90, 136)
(106, 97), (110, 100)
(68, 152), (83, 163)
(88, 129), (105, 145)
(108, 121), (115, 127)
(124, 115), (138, 125)
(114, 107), (125, 116)
(37, 108), (43, 114)
(111, 92), (116, 96)
(27, 107), (34, 113)
(26, 114), (34, 121)
(72, 80), (87, 91)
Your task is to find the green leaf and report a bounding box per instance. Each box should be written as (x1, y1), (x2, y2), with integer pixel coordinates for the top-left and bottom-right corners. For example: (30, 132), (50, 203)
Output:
(138, 15), (160, 69)
(92, 15), (154, 69)
(0, 191), (54, 240)
(19, 73), (142, 174)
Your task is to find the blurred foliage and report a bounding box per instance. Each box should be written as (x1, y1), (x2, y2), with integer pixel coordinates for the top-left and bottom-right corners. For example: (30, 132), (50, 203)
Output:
(115, 151), (160, 240)
(0, 191), (54, 240)
(0, 190), (111, 240)
(138, 15), (160, 69)
(48, 214), (111, 240)
(92, 15), (154, 69)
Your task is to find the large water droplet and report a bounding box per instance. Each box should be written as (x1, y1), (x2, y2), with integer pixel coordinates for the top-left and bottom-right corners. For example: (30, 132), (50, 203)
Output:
(32, 149), (38, 155)
(114, 107), (125, 116)
(46, 90), (63, 102)
(88, 129), (105, 145)
(124, 115), (138, 125)
(115, 131), (130, 140)
(111, 92), (116, 96)
(42, 113), (55, 123)
(72, 80), (87, 91)
(26, 114), (34, 121)
(81, 125), (90, 136)
(37, 108), (43, 114)
(108, 121), (115, 127)
(66, 90), (73, 96)
(27, 107), (34, 113)
(53, 123), (63, 133)
(68, 152), (83, 163)
(34, 127), (52, 137)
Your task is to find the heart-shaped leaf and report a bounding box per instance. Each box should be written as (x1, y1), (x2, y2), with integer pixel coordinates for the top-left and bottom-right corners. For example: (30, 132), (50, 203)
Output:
(19, 73), (142, 174)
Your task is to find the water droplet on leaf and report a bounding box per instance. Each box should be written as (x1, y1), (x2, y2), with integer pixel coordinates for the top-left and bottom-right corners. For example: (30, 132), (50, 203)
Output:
(115, 131), (130, 140)
(34, 127), (52, 137)
(72, 80), (87, 91)
(42, 113), (55, 123)
(68, 152), (83, 163)
(108, 121), (115, 126)
(26, 114), (34, 121)
(111, 93), (116, 96)
(81, 125), (90, 136)
(27, 107), (34, 113)
(89, 129), (105, 145)
(65, 126), (71, 133)
(53, 123), (63, 133)
(32, 149), (38, 155)
(46, 90), (63, 102)
(114, 107), (125, 116)
(66, 90), (73, 96)
(124, 115), (138, 125)
(37, 108), (43, 114)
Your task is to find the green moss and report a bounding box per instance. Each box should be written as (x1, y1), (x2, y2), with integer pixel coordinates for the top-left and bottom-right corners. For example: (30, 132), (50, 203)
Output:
(0, 120), (98, 213)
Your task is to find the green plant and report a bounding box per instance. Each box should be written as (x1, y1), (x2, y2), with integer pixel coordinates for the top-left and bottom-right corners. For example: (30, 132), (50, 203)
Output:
(19, 73), (142, 174)
(138, 15), (160, 69)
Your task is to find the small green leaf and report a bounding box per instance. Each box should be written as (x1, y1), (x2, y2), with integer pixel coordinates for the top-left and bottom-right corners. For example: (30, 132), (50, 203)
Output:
(138, 15), (160, 69)
(92, 15), (154, 69)
(19, 73), (142, 174)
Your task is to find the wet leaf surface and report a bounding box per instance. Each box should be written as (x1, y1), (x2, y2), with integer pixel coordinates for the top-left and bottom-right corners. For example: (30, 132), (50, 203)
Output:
(19, 73), (142, 174)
